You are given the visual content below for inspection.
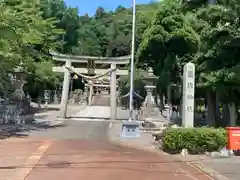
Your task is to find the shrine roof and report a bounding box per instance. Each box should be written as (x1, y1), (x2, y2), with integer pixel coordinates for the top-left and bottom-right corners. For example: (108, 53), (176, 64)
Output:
(50, 51), (130, 65)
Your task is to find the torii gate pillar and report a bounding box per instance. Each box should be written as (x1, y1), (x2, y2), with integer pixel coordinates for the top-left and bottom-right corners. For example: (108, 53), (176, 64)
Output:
(60, 60), (71, 118)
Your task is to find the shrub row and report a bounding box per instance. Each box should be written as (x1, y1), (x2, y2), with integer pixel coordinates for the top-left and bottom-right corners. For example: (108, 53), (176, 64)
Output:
(162, 127), (227, 154)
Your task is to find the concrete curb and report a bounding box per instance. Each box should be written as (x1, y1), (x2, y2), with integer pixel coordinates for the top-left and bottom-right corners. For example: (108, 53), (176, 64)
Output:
(140, 128), (163, 133)
(189, 161), (229, 180)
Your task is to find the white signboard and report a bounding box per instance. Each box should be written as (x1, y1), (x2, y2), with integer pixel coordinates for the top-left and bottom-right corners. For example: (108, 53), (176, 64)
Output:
(182, 63), (195, 128)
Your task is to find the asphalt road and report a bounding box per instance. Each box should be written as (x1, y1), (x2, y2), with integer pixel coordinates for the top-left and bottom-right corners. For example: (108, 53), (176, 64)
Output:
(0, 96), (216, 180)
(0, 118), (213, 180)
(7, 120), (110, 141)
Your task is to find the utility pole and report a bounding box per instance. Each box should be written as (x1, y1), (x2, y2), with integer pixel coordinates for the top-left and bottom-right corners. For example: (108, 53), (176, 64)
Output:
(128, 0), (136, 122)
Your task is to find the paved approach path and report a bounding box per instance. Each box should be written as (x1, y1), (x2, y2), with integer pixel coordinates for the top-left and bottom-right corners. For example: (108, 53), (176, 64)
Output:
(71, 106), (131, 120)
(24, 140), (212, 180)
(0, 139), (212, 180)
(71, 92), (130, 120)
(0, 129), (212, 180)
(91, 92), (110, 106)
(0, 105), (212, 180)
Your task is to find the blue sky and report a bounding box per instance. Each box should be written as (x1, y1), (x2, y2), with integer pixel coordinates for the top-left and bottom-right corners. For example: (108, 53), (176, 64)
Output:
(64, 0), (151, 16)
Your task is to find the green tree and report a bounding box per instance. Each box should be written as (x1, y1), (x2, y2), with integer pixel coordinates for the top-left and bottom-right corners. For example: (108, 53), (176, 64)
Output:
(40, 0), (80, 54)
(0, 0), (63, 98)
(137, 0), (199, 106)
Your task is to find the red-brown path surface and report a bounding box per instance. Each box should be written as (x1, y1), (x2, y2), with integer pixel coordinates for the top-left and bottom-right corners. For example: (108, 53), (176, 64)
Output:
(0, 138), (213, 180)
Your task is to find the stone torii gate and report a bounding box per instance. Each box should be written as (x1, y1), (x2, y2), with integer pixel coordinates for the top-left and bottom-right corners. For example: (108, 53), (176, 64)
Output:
(51, 52), (130, 120)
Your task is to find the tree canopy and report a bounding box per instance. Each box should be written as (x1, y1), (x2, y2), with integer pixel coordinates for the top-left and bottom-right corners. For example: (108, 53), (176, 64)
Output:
(137, 0), (240, 125)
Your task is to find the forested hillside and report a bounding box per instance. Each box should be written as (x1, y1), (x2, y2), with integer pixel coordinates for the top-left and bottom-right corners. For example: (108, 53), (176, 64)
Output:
(0, 0), (159, 97)
(41, 0), (159, 57)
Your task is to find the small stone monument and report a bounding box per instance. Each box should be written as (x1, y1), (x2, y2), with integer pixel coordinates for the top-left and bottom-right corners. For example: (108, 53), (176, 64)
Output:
(53, 90), (59, 104)
(121, 120), (140, 138)
(82, 86), (88, 104)
(87, 81), (94, 105)
(44, 90), (51, 106)
(182, 62), (195, 128)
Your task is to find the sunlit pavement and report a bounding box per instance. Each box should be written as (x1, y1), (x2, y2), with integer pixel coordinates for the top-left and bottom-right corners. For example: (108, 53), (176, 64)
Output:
(0, 137), (213, 180)
(0, 98), (213, 180)
(0, 138), (47, 180)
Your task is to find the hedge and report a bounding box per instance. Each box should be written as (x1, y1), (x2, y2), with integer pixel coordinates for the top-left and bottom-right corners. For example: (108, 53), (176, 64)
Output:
(162, 127), (227, 154)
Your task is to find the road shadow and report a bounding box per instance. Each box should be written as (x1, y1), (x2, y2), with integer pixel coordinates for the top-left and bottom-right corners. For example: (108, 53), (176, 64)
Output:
(0, 119), (66, 139)
(68, 116), (109, 120)
(68, 116), (132, 121)
(34, 107), (60, 113)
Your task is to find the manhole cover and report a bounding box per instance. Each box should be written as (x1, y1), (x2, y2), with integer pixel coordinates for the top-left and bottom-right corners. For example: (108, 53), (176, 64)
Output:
(47, 161), (71, 168)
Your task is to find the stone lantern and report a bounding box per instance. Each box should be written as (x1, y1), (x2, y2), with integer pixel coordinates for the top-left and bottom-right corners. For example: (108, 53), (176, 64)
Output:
(8, 65), (34, 124)
(141, 68), (158, 107)
(145, 68), (156, 85)
(140, 68), (164, 125)
(11, 66), (27, 101)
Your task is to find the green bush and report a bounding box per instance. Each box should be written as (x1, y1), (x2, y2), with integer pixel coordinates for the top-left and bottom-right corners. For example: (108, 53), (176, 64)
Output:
(162, 127), (227, 154)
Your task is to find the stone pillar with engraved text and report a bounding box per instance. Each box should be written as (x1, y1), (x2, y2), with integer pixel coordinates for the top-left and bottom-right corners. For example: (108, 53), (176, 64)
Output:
(182, 63), (195, 128)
